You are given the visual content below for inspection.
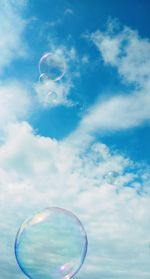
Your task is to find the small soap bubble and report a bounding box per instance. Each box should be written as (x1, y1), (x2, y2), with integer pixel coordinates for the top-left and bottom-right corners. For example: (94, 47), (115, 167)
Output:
(104, 171), (118, 185)
(39, 73), (49, 83)
(15, 207), (88, 279)
(39, 52), (65, 81)
(47, 91), (57, 103)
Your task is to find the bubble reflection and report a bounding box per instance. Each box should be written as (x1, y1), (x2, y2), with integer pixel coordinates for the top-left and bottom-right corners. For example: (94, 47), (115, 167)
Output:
(15, 207), (88, 279)
(39, 52), (65, 82)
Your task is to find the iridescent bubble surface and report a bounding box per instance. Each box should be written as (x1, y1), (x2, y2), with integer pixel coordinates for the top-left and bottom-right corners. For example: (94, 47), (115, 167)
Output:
(39, 53), (65, 81)
(39, 73), (49, 83)
(15, 207), (88, 279)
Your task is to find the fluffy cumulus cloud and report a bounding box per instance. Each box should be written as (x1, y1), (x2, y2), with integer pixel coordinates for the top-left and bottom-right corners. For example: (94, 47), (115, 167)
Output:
(76, 21), (150, 135)
(90, 22), (150, 85)
(0, 122), (150, 279)
(0, 3), (150, 278)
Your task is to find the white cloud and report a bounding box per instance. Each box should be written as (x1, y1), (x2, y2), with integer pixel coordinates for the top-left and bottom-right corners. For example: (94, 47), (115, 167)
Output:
(0, 122), (150, 278)
(73, 82), (150, 135)
(0, 7), (149, 279)
(35, 78), (73, 107)
(0, 1), (32, 135)
(0, 0), (27, 74)
(74, 21), (150, 134)
(0, 81), (32, 132)
(35, 46), (78, 107)
(41, 8), (74, 32)
(91, 24), (150, 86)
(47, 18), (62, 27)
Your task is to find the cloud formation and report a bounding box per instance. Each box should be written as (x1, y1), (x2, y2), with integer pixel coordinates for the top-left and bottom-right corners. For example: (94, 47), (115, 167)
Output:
(91, 24), (150, 85)
(75, 21), (150, 135)
(0, 122), (150, 278)
(0, 3), (150, 278)
(35, 46), (78, 107)
(0, 81), (32, 133)
(0, 0), (27, 74)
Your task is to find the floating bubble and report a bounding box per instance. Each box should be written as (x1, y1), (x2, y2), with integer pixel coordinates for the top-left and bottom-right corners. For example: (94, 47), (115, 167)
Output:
(15, 207), (88, 279)
(39, 53), (65, 81)
(39, 73), (49, 83)
(47, 91), (57, 103)
(104, 171), (118, 185)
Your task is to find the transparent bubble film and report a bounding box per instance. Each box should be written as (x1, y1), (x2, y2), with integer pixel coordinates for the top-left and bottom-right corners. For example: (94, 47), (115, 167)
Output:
(39, 53), (65, 81)
(15, 207), (88, 279)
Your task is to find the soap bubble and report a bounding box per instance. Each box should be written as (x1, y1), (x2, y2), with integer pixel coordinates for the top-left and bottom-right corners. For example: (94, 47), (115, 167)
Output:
(104, 171), (118, 185)
(47, 91), (57, 103)
(15, 207), (88, 279)
(39, 73), (49, 83)
(39, 53), (65, 81)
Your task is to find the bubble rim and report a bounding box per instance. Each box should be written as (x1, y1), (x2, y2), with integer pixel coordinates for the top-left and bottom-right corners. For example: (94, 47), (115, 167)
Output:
(14, 206), (88, 279)
(39, 52), (65, 82)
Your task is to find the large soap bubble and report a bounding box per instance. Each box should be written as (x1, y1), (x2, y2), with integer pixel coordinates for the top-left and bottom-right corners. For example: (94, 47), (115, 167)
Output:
(39, 53), (65, 81)
(15, 207), (88, 279)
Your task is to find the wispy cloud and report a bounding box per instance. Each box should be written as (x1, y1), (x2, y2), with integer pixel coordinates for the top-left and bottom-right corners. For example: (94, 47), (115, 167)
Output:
(64, 8), (74, 15)
(81, 55), (89, 64)
(41, 8), (74, 31)
(74, 83), (150, 135)
(74, 20), (150, 136)
(0, 0), (28, 74)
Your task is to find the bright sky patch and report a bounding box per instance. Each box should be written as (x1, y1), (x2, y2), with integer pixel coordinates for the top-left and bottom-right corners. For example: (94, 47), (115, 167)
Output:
(0, 1), (150, 278)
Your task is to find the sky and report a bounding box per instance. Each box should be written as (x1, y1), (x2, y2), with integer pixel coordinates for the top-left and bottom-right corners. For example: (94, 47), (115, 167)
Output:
(0, 0), (150, 278)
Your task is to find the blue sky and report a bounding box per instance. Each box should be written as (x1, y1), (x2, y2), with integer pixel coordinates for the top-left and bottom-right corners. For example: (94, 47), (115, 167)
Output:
(0, 0), (150, 278)
(2, 0), (150, 158)
(18, 0), (150, 163)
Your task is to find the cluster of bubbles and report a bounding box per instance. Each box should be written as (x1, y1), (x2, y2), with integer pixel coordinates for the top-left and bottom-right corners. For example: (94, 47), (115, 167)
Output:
(15, 207), (88, 279)
(38, 53), (65, 104)
(39, 53), (65, 81)
(14, 55), (88, 279)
